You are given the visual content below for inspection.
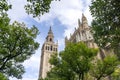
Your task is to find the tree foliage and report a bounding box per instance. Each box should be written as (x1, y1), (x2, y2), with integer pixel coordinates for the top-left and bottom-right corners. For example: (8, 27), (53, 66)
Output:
(90, 55), (120, 80)
(0, 15), (39, 79)
(0, 0), (12, 13)
(25, 0), (52, 18)
(0, 72), (7, 80)
(90, 0), (120, 58)
(0, 0), (59, 18)
(25, 0), (60, 18)
(47, 53), (75, 80)
(111, 67), (120, 80)
(46, 42), (98, 80)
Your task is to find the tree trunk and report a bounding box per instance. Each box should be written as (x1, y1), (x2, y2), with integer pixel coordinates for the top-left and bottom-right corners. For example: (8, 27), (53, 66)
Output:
(79, 74), (81, 80)
(97, 77), (101, 80)
(81, 73), (84, 80)
(108, 76), (112, 80)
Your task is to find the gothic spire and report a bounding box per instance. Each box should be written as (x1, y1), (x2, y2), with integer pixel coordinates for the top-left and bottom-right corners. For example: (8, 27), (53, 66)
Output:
(46, 26), (54, 42)
(65, 36), (68, 41)
(82, 13), (87, 21)
(48, 26), (53, 34)
(82, 13), (89, 28)
(78, 18), (81, 27)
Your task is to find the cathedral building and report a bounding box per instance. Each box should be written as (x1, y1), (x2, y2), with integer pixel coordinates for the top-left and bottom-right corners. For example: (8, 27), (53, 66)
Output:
(65, 13), (112, 80)
(39, 27), (58, 79)
(65, 14), (94, 46)
(65, 13), (107, 60)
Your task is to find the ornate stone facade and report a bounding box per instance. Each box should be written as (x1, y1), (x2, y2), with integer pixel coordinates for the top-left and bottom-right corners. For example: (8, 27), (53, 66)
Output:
(39, 27), (58, 79)
(65, 14), (106, 59)
(65, 14), (114, 80)
(65, 14), (97, 47)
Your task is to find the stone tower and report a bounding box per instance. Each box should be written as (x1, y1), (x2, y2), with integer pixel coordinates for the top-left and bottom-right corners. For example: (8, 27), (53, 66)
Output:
(39, 27), (58, 79)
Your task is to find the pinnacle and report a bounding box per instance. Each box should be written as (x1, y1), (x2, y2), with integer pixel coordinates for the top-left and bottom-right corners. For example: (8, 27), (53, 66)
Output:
(48, 26), (53, 34)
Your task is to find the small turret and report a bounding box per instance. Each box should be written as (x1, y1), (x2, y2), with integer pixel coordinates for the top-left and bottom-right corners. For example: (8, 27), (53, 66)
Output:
(70, 33), (72, 38)
(65, 36), (68, 41)
(46, 26), (54, 42)
(82, 13), (87, 21)
(78, 18), (81, 27)
(82, 13), (89, 29)
(65, 36), (69, 46)
(48, 26), (53, 34)
(75, 27), (76, 30)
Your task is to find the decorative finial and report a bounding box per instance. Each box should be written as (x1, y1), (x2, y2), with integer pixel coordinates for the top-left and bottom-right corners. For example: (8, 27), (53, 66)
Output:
(50, 26), (52, 31)
(82, 13), (84, 16)
(65, 36), (68, 40)
(75, 27), (76, 30)
(81, 13), (89, 28)
(57, 40), (58, 44)
(82, 13), (86, 19)
(48, 26), (53, 34)
(82, 13), (87, 22)
(78, 19), (81, 27)
(70, 33), (72, 37)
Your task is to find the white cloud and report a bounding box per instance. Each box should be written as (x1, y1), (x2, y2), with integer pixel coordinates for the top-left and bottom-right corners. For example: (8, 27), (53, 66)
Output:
(8, 0), (92, 38)
(23, 54), (40, 69)
(57, 38), (65, 51)
(38, 0), (92, 38)
(84, 7), (93, 25)
(8, 0), (28, 22)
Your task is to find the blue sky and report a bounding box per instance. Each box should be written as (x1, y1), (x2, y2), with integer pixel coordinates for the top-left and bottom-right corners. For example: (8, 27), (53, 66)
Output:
(7, 0), (92, 80)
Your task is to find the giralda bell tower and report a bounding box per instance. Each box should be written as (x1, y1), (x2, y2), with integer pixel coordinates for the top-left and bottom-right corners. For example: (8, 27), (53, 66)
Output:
(39, 27), (58, 79)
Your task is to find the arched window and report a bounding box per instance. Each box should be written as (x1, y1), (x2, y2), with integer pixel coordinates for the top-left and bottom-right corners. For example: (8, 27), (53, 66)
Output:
(49, 38), (52, 42)
(48, 46), (49, 50)
(50, 46), (52, 51)
(46, 46), (47, 50)
(56, 48), (57, 52)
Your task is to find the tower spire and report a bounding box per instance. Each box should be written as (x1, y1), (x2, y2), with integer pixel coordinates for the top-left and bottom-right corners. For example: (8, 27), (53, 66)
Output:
(78, 18), (81, 27)
(82, 13), (87, 21)
(81, 13), (89, 28)
(46, 26), (54, 42)
(48, 26), (53, 34)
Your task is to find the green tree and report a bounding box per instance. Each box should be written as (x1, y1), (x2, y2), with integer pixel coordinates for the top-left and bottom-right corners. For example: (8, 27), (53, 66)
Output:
(90, 55), (120, 80)
(0, 0), (59, 18)
(90, 0), (120, 58)
(0, 0), (12, 13)
(25, 0), (52, 18)
(47, 52), (75, 80)
(0, 15), (39, 79)
(0, 73), (7, 80)
(47, 42), (98, 80)
(111, 67), (120, 80)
